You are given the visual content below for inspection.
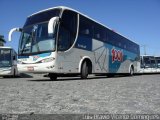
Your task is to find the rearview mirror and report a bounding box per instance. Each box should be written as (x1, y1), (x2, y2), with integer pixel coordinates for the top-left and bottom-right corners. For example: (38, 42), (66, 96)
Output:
(8, 28), (22, 41)
(48, 17), (59, 35)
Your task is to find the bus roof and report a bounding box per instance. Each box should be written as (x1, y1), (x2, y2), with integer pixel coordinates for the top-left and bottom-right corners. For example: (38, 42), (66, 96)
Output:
(29, 6), (139, 45)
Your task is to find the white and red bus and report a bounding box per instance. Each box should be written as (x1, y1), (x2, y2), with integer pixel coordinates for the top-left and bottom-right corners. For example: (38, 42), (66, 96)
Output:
(9, 6), (140, 80)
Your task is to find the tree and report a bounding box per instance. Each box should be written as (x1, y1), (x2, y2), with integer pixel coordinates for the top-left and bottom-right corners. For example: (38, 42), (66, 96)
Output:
(0, 35), (5, 42)
(0, 35), (6, 46)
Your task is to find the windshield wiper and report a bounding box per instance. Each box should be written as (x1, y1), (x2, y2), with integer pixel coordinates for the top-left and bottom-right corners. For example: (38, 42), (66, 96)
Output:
(20, 34), (31, 55)
(32, 30), (40, 53)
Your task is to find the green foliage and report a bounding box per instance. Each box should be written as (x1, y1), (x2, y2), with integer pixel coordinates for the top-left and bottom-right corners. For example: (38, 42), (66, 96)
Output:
(0, 35), (6, 43)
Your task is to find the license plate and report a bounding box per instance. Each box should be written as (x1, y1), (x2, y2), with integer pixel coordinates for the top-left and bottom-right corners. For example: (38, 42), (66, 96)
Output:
(27, 66), (34, 71)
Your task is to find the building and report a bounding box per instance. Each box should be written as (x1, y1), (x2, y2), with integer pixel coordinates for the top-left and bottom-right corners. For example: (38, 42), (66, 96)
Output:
(0, 35), (5, 46)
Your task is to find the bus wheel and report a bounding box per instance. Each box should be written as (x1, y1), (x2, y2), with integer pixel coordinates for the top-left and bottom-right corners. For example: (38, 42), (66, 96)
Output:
(107, 74), (115, 78)
(129, 66), (134, 76)
(81, 61), (89, 79)
(48, 73), (57, 81)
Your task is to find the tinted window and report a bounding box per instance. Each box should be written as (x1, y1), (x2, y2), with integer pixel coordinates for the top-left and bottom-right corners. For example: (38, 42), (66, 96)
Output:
(24, 9), (61, 27)
(107, 30), (116, 45)
(58, 10), (77, 51)
(78, 14), (140, 54)
(79, 15), (93, 37)
(93, 24), (106, 41)
(106, 29), (139, 54)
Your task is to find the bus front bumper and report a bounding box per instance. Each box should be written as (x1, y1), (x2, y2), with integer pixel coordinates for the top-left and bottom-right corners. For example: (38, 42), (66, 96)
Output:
(17, 62), (57, 73)
(0, 68), (12, 76)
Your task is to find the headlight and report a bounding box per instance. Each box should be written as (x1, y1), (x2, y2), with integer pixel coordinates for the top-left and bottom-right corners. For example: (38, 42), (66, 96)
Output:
(17, 60), (23, 64)
(40, 57), (55, 63)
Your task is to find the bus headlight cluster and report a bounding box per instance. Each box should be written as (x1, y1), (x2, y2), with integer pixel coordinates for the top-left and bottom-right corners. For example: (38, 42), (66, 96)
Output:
(17, 60), (23, 64)
(40, 57), (55, 63)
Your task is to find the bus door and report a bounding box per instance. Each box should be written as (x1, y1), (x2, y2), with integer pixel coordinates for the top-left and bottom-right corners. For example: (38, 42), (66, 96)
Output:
(57, 10), (78, 73)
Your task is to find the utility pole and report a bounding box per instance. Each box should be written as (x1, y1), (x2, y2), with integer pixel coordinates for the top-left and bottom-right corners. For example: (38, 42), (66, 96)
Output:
(144, 45), (146, 55)
(141, 45), (147, 55)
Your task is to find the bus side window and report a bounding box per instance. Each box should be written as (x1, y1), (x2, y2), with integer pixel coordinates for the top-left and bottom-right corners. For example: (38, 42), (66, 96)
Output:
(93, 24), (106, 42)
(107, 31), (115, 45)
(81, 29), (90, 35)
(58, 10), (77, 51)
(79, 15), (93, 38)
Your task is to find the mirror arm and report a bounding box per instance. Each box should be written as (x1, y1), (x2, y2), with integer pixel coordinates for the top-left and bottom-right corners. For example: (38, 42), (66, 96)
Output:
(8, 28), (22, 41)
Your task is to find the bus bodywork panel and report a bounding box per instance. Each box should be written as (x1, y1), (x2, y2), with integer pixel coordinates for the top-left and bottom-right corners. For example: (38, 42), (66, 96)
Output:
(18, 52), (57, 73)
(0, 67), (12, 76)
(75, 38), (140, 74)
(0, 67), (17, 76)
(52, 38), (140, 74)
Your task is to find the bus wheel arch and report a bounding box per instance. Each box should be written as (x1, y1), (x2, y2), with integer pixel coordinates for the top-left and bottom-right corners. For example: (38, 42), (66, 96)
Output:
(79, 57), (92, 79)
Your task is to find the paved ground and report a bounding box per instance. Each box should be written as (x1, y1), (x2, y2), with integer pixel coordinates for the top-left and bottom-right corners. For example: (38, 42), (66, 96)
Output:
(0, 74), (160, 114)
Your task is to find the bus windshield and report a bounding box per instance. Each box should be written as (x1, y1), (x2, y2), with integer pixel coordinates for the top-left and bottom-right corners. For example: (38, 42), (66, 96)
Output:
(156, 57), (160, 68)
(157, 61), (160, 68)
(150, 59), (156, 68)
(143, 56), (157, 68)
(18, 8), (61, 55)
(143, 57), (151, 68)
(0, 49), (12, 67)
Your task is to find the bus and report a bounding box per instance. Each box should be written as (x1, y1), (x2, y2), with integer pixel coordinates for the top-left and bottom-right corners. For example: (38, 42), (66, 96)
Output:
(8, 6), (140, 80)
(140, 55), (160, 73)
(155, 57), (160, 72)
(0, 47), (18, 77)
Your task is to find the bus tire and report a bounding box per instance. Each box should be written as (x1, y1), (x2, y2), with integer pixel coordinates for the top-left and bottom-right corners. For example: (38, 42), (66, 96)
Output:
(107, 74), (115, 78)
(129, 66), (134, 76)
(49, 73), (57, 81)
(81, 61), (89, 79)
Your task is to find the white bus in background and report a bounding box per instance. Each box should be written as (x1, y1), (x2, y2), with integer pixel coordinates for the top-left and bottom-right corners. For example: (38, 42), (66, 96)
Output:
(155, 57), (160, 72)
(0, 47), (18, 77)
(140, 55), (160, 73)
(9, 6), (140, 80)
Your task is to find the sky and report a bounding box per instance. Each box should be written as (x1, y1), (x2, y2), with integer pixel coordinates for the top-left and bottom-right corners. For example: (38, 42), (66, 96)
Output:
(0, 0), (160, 55)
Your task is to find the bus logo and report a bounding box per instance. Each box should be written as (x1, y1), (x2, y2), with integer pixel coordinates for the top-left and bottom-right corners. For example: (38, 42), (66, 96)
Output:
(33, 55), (40, 61)
(111, 48), (123, 63)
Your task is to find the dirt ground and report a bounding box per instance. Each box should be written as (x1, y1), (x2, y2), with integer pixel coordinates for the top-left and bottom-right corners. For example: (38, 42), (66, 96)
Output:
(0, 74), (160, 114)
